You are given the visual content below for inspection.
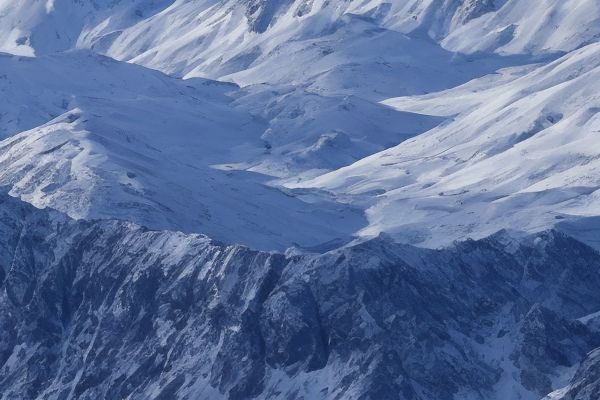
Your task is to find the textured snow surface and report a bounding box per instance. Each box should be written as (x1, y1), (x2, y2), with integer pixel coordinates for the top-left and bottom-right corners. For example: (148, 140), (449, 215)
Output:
(0, 1), (599, 249)
(0, 0), (598, 253)
(0, 0), (546, 251)
(3, 0), (599, 74)
(301, 41), (600, 249)
(0, 51), (366, 251)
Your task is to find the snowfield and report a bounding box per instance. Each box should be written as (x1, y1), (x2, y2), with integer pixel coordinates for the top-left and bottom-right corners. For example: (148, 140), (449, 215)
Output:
(300, 41), (600, 249)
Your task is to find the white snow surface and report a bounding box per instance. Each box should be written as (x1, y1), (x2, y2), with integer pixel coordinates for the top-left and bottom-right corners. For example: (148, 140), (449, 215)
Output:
(1, 0), (600, 250)
(3, 0), (600, 75)
(301, 42), (600, 248)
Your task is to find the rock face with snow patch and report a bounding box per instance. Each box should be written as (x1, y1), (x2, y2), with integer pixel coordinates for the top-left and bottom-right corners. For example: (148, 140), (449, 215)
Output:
(544, 349), (600, 400)
(1, 193), (600, 399)
(244, 0), (294, 33)
(455, 0), (496, 23)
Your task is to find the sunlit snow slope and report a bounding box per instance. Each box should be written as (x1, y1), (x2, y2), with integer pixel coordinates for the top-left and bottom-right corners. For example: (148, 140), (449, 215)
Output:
(301, 42), (600, 248)
(3, 0), (599, 79)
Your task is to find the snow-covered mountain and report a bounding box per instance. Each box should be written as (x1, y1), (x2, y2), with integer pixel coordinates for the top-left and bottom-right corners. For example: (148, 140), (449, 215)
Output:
(5, 0), (599, 77)
(2, 0), (600, 399)
(0, 0), (572, 179)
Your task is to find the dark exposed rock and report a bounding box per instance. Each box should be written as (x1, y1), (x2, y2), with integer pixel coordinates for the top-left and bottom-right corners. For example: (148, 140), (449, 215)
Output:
(543, 348), (600, 400)
(0, 193), (598, 399)
(456, 0), (497, 24)
(243, 0), (294, 33)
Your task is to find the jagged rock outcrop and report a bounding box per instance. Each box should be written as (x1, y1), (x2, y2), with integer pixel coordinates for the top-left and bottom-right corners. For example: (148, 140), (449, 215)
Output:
(455, 0), (497, 24)
(244, 0), (294, 33)
(543, 348), (600, 400)
(0, 193), (599, 399)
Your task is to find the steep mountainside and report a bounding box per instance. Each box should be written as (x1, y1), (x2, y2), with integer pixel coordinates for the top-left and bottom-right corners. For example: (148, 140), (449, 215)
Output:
(4, 0), (599, 76)
(0, 192), (599, 400)
(0, 0), (577, 177)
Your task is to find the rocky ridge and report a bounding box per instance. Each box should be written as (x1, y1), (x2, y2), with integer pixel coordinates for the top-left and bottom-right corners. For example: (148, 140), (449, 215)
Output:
(0, 193), (599, 399)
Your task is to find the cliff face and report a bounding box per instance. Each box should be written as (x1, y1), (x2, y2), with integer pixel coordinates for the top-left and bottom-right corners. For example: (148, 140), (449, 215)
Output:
(0, 193), (598, 400)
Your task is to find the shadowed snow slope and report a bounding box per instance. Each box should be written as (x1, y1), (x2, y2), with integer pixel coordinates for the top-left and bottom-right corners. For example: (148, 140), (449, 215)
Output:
(300, 42), (600, 249)
(0, 51), (365, 250)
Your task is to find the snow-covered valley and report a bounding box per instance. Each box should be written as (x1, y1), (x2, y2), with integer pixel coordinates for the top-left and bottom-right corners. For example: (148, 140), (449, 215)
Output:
(1, 0), (600, 399)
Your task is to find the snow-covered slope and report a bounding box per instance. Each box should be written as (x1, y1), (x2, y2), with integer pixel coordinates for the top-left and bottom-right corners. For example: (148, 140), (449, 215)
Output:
(6, 0), (588, 178)
(4, 0), (599, 76)
(0, 49), (246, 139)
(0, 0), (173, 57)
(2, 1), (600, 249)
(441, 0), (600, 55)
(71, 0), (568, 97)
(301, 41), (600, 248)
(230, 84), (445, 176)
(5, 0), (503, 175)
(0, 51), (367, 250)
